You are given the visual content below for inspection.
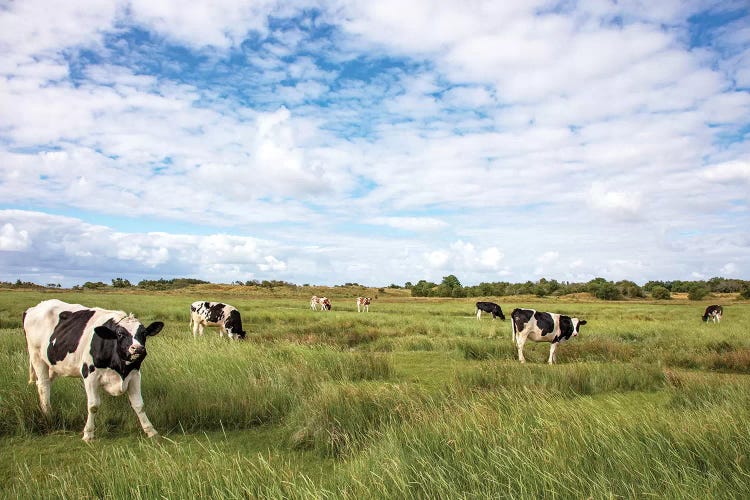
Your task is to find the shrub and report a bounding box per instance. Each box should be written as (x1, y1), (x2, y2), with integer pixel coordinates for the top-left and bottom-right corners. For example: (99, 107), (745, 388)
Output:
(593, 282), (622, 301)
(687, 285), (709, 301)
(651, 286), (671, 300)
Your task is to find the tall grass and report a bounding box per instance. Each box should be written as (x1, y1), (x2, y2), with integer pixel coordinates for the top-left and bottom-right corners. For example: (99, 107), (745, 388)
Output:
(2, 290), (750, 498)
(340, 387), (750, 498)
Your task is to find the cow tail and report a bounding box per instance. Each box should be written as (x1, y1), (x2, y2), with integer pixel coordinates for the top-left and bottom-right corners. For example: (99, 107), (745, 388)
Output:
(511, 312), (517, 345)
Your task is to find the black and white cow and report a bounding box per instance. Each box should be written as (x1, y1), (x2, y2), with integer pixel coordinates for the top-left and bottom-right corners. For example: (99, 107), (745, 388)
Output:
(310, 295), (331, 311)
(702, 305), (723, 323)
(476, 301), (506, 320)
(511, 308), (586, 364)
(190, 301), (246, 339)
(357, 297), (372, 313)
(23, 299), (164, 441)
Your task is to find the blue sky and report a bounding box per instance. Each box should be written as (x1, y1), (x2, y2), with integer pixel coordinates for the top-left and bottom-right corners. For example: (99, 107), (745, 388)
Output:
(1, 0), (749, 287)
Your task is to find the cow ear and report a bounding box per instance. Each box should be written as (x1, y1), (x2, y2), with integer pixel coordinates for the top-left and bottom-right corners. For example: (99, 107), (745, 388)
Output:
(145, 321), (164, 336)
(579, 320), (587, 325)
(94, 326), (118, 340)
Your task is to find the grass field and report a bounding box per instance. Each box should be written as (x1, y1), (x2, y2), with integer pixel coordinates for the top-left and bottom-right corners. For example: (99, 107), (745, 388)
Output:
(1, 288), (749, 498)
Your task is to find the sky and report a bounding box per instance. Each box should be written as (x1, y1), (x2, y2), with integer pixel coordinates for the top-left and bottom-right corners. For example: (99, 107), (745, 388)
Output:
(1, 0), (749, 288)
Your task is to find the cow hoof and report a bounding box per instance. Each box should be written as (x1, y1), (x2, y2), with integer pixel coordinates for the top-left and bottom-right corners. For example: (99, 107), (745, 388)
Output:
(83, 435), (95, 443)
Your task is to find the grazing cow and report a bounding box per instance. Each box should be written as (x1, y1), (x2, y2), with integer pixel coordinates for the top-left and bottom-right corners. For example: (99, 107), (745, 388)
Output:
(357, 297), (372, 313)
(310, 296), (332, 311)
(702, 305), (723, 323)
(23, 299), (163, 441)
(189, 301), (246, 339)
(511, 308), (586, 364)
(476, 301), (506, 320)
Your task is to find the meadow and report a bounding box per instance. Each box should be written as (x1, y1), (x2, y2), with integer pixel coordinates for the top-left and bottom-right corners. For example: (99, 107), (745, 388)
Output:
(1, 287), (749, 499)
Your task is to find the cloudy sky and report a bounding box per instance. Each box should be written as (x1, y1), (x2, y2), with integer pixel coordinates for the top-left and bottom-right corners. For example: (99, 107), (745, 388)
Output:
(1, 0), (749, 287)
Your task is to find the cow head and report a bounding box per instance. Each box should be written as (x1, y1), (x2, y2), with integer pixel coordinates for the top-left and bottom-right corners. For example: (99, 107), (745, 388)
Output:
(572, 319), (587, 337)
(94, 317), (164, 363)
(227, 328), (247, 340)
(226, 310), (247, 340)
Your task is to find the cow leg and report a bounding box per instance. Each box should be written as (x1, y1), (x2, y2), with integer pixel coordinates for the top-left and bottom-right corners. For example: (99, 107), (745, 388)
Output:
(191, 318), (199, 339)
(30, 355), (52, 413)
(516, 334), (527, 363)
(83, 379), (101, 442)
(548, 343), (558, 364)
(476, 309), (481, 320)
(127, 372), (158, 439)
(28, 358), (35, 384)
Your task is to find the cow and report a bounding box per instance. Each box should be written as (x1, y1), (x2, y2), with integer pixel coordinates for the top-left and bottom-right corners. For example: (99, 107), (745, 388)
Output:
(23, 299), (164, 441)
(357, 297), (372, 313)
(310, 295), (331, 311)
(476, 301), (506, 320)
(702, 305), (723, 323)
(511, 308), (586, 364)
(189, 301), (246, 339)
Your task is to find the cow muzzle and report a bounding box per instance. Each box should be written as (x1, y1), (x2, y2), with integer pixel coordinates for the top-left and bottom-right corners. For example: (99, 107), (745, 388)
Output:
(128, 345), (146, 358)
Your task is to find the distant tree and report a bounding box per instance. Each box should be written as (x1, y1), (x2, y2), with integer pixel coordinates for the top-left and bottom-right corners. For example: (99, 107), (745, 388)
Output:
(411, 280), (437, 297)
(592, 281), (622, 301)
(434, 275), (463, 297)
(441, 275), (462, 289)
(644, 280), (671, 292)
(588, 278), (622, 300)
(83, 281), (107, 289)
(688, 285), (709, 301)
(111, 277), (132, 288)
(137, 278), (208, 290)
(650, 286), (671, 300)
(616, 280), (644, 298)
(740, 285), (750, 300)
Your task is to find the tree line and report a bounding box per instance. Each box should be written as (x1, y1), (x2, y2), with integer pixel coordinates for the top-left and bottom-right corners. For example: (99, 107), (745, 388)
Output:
(2, 275), (749, 300)
(406, 275), (750, 301)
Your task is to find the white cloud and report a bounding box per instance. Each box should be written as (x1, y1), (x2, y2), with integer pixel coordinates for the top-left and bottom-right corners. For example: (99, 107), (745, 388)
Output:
(0, 1), (748, 286)
(537, 251), (560, 265)
(127, 0), (278, 49)
(424, 241), (505, 274)
(702, 160), (750, 183)
(259, 256), (288, 272)
(367, 217), (447, 232)
(426, 250), (450, 269)
(720, 262), (739, 275)
(0, 210), (287, 285)
(588, 183), (643, 221)
(0, 223), (31, 251)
